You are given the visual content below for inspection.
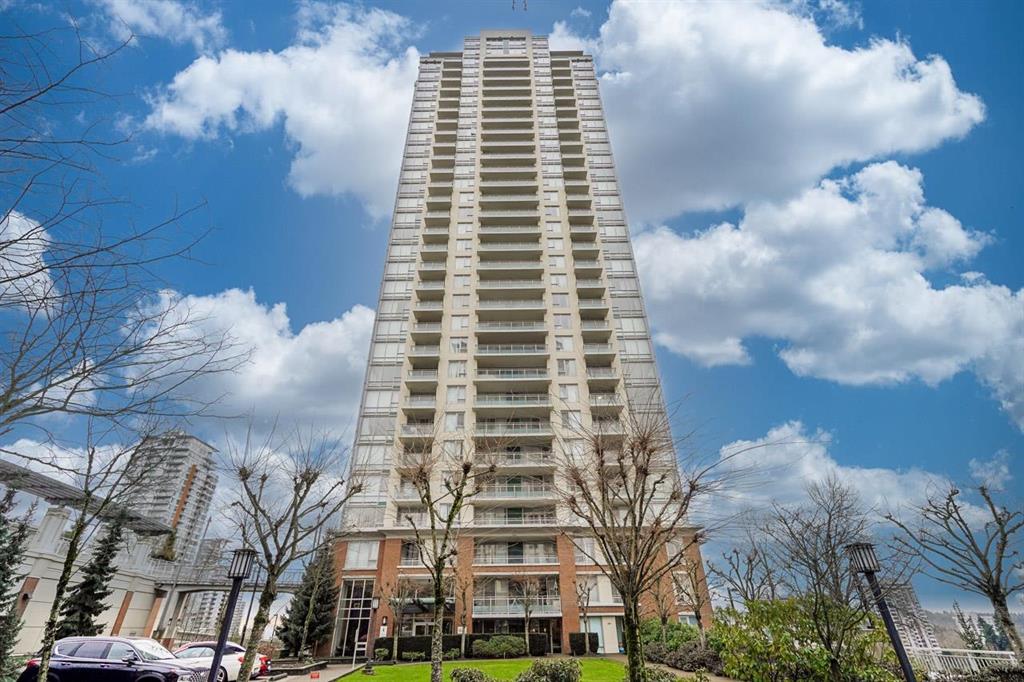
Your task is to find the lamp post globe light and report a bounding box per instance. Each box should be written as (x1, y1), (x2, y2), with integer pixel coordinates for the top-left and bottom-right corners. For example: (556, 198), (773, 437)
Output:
(207, 548), (258, 682)
(844, 542), (916, 682)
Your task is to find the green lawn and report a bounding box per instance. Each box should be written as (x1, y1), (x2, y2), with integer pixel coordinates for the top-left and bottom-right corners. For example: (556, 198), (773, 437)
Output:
(362, 657), (627, 681)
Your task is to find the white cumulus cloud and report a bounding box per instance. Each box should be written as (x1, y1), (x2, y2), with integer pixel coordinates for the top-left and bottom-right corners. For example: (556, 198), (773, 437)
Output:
(144, 3), (420, 218)
(633, 162), (1024, 428)
(551, 0), (984, 222)
(94, 0), (228, 53)
(145, 288), (374, 432)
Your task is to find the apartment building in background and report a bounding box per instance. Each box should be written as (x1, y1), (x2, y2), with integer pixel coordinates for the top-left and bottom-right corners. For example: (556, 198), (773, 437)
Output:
(882, 581), (941, 650)
(132, 431), (218, 564)
(329, 30), (710, 657)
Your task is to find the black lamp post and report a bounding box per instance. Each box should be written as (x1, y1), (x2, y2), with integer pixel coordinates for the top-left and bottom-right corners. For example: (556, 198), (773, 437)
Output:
(845, 542), (916, 682)
(362, 596), (381, 675)
(207, 548), (257, 682)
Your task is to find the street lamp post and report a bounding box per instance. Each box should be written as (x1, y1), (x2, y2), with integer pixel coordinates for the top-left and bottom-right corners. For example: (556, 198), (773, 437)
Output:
(362, 596), (381, 675)
(207, 548), (257, 682)
(845, 542), (917, 682)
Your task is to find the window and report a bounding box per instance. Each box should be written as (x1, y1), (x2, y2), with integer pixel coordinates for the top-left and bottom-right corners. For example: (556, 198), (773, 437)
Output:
(456, 257), (472, 269)
(451, 315), (469, 330)
(545, 206), (560, 217)
(554, 314), (572, 330)
(548, 256), (565, 268)
(547, 238), (564, 251)
(447, 386), (466, 404)
(453, 294), (470, 309)
(456, 239), (473, 251)
(550, 274), (567, 287)
(545, 191), (559, 203)
(448, 360), (467, 378)
(345, 541), (380, 569)
(458, 223), (473, 234)
(445, 412), (465, 430)
(557, 359), (576, 377)
(454, 274), (471, 288)
(559, 384), (579, 402)
(555, 336), (574, 352)
(460, 192), (475, 205)
(552, 293), (569, 308)
(450, 337), (468, 353)
(562, 410), (583, 429)
(546, 221), (562, 233)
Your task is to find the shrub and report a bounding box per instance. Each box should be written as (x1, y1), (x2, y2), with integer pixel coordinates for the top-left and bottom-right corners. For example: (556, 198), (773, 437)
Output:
(568, 632), (600, 655)
(648, 640), (723, 675)
(444, 648), (462, 660)
(472, 634), (527, 658)
(955, 666), (1024, 682)
(623, 666), (676, 682)
(400, 651), (426, 662)
(516, 658), (582, 682)
(373, 647), (389, 660)
(639, 618), (699, 651)
(451, 669), (496, 682)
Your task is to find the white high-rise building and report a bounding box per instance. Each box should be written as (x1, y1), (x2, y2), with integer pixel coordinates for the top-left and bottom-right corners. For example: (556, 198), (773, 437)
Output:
(132, 431), (218, 565)
(329, 30), (708, 658)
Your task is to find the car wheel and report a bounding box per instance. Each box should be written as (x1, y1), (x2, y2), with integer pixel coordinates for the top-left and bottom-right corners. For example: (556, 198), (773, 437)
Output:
(217, 668), (227, 682)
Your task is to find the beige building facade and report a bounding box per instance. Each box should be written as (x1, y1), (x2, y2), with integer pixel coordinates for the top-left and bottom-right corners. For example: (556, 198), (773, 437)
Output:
(329, 30), (708, 657)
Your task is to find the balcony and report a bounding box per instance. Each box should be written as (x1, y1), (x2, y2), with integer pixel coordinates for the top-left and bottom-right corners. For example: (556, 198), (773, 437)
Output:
(478, 226), (541, 238)
(476, 418), (552, 433)
(477, 260), (544, 272)
(478, 241), (542, 255)
(472, 596), (561, 617)
(474, 553), (558, 566)
(408, 345), (440, 357)
(583, 343), (615, 362)
(401, 423), (435, 438)
(474, 508), (557, 527)
(480, 449), (554, 469)
(477, 279), (545, 291)
(406, 370), (439, 386)
(586, 367), (619, 389)
(586, 367), (617, 379)
(476, 344), (547, 356)
(479, 179), (538, 189)
(477, 299), (544, 310)
(424, 210), (452, 226)
(575, 278), (605, 293)
(475, 369), (550, 388)
(476, 393), (550, 407)
(478, 209), (539, 225)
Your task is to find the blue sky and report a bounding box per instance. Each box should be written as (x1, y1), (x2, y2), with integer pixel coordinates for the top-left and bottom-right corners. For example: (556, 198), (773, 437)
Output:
(4, 0), (1022, 609)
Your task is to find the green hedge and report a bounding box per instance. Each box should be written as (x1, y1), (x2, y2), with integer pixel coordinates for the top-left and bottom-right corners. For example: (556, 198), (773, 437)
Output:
(372, 633), (549, 660)
(567, 633), (599, 655)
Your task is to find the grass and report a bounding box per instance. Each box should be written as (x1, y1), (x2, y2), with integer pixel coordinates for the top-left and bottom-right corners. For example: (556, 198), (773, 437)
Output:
(361, 657), (627, 681)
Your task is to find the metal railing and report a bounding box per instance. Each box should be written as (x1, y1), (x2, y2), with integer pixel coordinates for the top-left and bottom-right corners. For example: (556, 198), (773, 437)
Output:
(477, 321), (546, 331)
(474, 552), (558, 565)
(476, 422), (553, 435)
(478, 279), (544, 288)
(478, 299), (545, 308)
(587, 368), (617, 378)
(476, 394), (550, 405)
(479, 242), (542, 250)
(478, 482), (554, 498)
(407, 370), (438, 379)
(472, 596), (561, 616)
(476, 344), (547, 354)
(478, 260), (543, 268)
(409, 345), (440, 355)
(401, 424), (435, 436)
(475, 511), (557, 526)
(907, 647), (1018, 675)
(482, 450), (553, 466)
(477, 369), (549, 379)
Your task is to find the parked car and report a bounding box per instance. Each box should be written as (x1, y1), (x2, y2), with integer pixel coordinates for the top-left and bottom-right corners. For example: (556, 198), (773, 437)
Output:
(173, 641), (271, 680)
(18, 636), (210, 682)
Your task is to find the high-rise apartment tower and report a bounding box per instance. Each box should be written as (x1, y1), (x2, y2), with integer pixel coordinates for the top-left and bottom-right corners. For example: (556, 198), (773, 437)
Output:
(330, 30), (708, 657)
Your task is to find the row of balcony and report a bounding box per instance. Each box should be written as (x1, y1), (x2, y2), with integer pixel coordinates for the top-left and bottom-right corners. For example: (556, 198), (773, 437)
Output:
(407, 343), (614, 356)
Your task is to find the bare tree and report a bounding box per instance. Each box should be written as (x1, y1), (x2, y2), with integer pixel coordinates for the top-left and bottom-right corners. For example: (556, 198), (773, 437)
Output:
(887, 486), (1023, 656)
(764, 476), (901, 682)
(510, 576), (542, 653)
(555, 406), (736, 681)
(224, 424), (363, 682)
(379, 578), (424, 661)
(672, 556), (711, 647)
(574, 576), (595, 655)
(650, 575), (675, 644)
(395, 431), (495, 682)
(707, 528), (781, 609)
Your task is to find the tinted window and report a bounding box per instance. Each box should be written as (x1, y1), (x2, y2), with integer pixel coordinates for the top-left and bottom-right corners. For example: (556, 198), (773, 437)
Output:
(74, 641), (109, 659)
(107, 643), (135, 660)
(54, 642), (81, 656)
(132, 639), (176, 661)
(225, 645), (244, 654)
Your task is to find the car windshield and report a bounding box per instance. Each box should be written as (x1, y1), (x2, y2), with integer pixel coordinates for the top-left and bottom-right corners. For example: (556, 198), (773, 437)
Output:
(132, 639), (177, 661)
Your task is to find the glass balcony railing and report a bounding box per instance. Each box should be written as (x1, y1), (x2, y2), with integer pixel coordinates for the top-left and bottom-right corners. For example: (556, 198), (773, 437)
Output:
(472, 596), (561, 616)
(476, 422), (553, 435)
(475, 510), (557, 526)
(476, 369), (549, 379)
(477, 482), (554, 498)
(476, 393), (549, 406)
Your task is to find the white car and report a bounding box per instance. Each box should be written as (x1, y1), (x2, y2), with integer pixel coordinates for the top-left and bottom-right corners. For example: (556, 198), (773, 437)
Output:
(174, 641), (245, 682)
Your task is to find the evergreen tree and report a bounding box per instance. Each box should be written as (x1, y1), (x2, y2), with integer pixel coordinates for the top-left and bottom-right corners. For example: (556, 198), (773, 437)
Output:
(953, 601), (984, 649)
(276, 546), (338, 658)
(979, 616), (1011, 651)
(54, 519), (125, 639)
(0, 490), (34, 680)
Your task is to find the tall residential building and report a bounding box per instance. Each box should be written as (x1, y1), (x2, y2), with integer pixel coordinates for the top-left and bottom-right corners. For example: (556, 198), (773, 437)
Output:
(882, 581), (940, 650)
(131, 431), (218, 565)
(180, 589), (247, 640)
(330, 30), (708, 657)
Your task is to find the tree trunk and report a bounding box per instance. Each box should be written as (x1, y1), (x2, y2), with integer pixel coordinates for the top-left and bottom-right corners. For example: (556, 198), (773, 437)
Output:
(429, 578), (445, 682)
(582, 612), (590, 655)
(622, 599), (646, 682)
(392, 611), (400, 661)
(36, 516), (86, 681)
(238, 577), (277, 682)
(991, 591), (1023, 656)
(694, 611), (706, 648)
